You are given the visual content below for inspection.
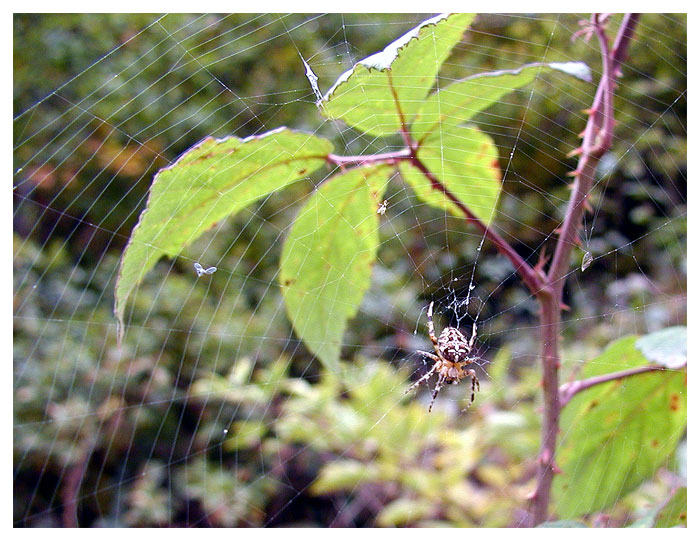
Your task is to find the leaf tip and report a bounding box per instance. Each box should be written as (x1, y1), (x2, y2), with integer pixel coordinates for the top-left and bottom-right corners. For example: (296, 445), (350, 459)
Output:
(549, 61), (593, 83)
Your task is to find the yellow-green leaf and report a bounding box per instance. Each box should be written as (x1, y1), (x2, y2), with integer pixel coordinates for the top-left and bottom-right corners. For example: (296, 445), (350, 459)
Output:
(114, 128), (332, 338)
(553, 335), (687, 519)
(655, 487), (687, 528)
(321, 13), (475, 137)
(280, 166), (392, 372)
(399, 125), (502, 224)
(311, 459), (379, 494)
(376, 498), (434, 527)
(411, 62), (592, 142)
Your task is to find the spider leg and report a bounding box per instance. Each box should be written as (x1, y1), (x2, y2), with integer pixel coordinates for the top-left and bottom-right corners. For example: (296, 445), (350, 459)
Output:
(417, 351), (440, 363)
(428, 373), (446, 413)
(404, 363), (438, 394)
(467, 320), (478, 353)
(461, 369), (479, 412)
(427, 301), (441, 353)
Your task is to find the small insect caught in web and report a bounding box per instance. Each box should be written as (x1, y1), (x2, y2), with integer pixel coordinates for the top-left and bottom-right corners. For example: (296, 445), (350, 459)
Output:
(376, 199), (388, 215)
(194, 262), (217, 277)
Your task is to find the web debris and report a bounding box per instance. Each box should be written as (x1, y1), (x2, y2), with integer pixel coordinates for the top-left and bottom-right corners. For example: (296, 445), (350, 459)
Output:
(581, 251), (593, 271)
(194, 262), (217, 277)
(299, 53), (323, 104)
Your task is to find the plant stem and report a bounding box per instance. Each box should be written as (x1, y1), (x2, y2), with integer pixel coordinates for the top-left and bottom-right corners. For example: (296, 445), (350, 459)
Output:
(326, 148), (411, 167)
(529, 13), (640, 526)
(326, 156), (549, 299)
(408, 155), (549, 299)
(559, 364), (671, 408)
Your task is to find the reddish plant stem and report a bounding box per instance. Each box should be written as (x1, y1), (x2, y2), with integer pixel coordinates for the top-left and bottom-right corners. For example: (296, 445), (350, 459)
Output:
(559, 364), (671, 408)
(327, 140), (548, 298)
(529, 13), (640, 526)
(62, 438), (95, 527)
(326, 149), (549, 298)
(408, 155), (549, 299)
(327, 148), (410, 167)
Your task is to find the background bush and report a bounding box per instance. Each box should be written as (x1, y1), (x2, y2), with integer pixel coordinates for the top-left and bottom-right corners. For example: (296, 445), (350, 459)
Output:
(13, 13), (686, 527)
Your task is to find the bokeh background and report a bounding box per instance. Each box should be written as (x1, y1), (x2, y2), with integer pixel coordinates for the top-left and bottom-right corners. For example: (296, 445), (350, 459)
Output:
(14, 13), (686, 527)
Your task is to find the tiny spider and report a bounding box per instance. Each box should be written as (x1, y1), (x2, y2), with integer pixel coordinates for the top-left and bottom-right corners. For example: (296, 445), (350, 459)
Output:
(405, 301), (480, 412)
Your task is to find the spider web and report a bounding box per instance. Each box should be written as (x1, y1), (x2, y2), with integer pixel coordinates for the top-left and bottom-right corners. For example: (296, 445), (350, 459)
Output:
(13, 12), (687, 527)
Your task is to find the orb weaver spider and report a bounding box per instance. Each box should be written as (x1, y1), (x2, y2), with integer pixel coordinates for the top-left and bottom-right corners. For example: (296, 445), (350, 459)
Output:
(405, 301), (480, 412)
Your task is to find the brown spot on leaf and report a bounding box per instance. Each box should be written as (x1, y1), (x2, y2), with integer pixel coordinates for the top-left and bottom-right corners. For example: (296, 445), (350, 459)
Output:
(298, 168), (307, 175)
(283, 278), (296, 287)
(588, 399), (599, 410)
(651, 439), (659, 447)
(670, 393), (680, 411)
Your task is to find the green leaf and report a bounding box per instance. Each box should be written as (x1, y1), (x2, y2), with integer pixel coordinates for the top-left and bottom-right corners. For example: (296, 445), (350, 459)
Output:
(114, 128), (332, 338)
(410, 62), (592, 142)
(222, 420), (268, 452)
(321, 13), (475, 137)
(628, 487), (687, 528)
(398, 125), (502, 224)
(376, 498), (435, 527)
(553, 336), (687, 519)
(311, 459), (378, 494)
(279, 165), (392, 371)
(655, 487), (687, 528)
(636, 326), (687, 368)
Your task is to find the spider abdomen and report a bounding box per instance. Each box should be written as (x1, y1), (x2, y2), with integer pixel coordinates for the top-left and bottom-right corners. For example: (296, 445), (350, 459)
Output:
(438, 327), (471, 363)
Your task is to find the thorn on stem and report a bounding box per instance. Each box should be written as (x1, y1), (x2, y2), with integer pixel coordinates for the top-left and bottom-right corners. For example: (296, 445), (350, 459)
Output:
(534, 247), (549, 275)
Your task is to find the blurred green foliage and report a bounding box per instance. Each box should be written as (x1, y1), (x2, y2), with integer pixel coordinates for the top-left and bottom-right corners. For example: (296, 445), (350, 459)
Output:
(14, 14), (685, 526)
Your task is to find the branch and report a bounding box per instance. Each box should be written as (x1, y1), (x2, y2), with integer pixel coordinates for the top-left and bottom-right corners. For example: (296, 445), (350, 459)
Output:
(325, 138), (550, 299)
(548, 14), (639, 294)
(530, 13), (640, 526)
(62, 437), (95, 527)
(611, 14), (641, 75)
(409, 155), (549, 299)
(590, 16), (614, 155)
(559, 364), (671, 407)
(326, 148), (410, 167)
